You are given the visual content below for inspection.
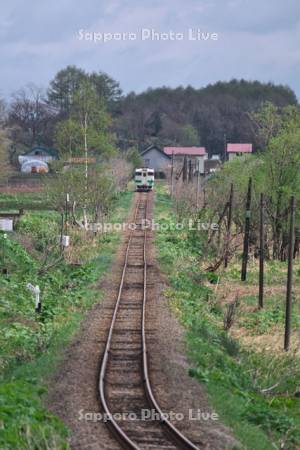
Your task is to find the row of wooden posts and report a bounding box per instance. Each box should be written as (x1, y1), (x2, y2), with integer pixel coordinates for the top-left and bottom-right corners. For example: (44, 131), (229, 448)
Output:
(171, 160), (297, 352)
(226, 177), (297, 351)
(170, 161), (296, 351)
(170, 154), (202, 207)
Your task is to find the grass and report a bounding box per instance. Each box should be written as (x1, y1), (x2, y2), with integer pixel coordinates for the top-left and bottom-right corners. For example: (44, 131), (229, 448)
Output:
(0, 189), (133, 450)
(218, 258), (300, 352)
(0, 191), (49, 211)
(154, 185), (300, 450)
(223, 258), (300, 286)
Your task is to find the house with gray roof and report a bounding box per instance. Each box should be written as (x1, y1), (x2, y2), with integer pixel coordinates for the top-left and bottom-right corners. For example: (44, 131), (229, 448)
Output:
(140, 145), (171, 176)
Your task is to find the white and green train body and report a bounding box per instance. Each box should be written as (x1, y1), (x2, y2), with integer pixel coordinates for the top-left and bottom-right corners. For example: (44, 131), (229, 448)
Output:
(134, 168), (155, 191)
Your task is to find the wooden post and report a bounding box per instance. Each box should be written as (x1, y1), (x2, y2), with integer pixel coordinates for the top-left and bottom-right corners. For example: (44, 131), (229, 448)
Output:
(273, 192), (282, 260)
(1, 232), (7, 274)
(188, 159), (193, 182)
(241, 177), (252, 281)
(284, 196), (296, 351)
(196, 160), (200, 208)
(65, 193), (69, 232)
(224, 183), (233, 268)
(259, 193), (264, 308)
(170, 152), (174, 197)
(182, 156), (187, 183)
(294, 228), (300, 259)
(60, 212), (65, 252)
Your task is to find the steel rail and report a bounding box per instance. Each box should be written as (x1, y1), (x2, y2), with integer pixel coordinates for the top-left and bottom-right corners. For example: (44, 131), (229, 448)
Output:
(99, 197), (142, 450)
(99, 193), (200, 449)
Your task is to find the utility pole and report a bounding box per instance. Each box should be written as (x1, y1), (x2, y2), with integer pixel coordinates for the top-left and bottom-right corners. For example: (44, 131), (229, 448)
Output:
(284, 196), (296, 351)
(224, 183), (233, 268)
(223, 133), (227, 163)
(259, 193), (264, 308)
(241, 177), (252, 281)
(83, 112), (88, 230)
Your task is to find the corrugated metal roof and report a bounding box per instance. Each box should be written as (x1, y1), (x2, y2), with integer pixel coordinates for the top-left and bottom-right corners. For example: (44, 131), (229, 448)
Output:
(141, 145), (171, 158)
(227, 143), (252, 153)
(164, 147), (206, 156)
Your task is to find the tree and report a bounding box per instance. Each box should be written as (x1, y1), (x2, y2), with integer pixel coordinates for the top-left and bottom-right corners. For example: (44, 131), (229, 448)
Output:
(181, 125), (199, 146)
(261, 108), (300, 258)
(249, 102), (285, 148)
(72, 79), (115, 227)
(48, 66), (122, 116)
(0, 128), (13, 184)
(111, 157), (132, 192)
(54, 79), (118, 227)
(45, 158), (131, 233)
(54, 118), (83, 157)
(45, 164), (86, 212)
(47, 65), (86, 116)
(145, 111), (162, 136)
(0, 98), (6, 125)
(70, 80), (117, 158)
(125, 147), (142, 169)
(54, 80), (117, 157)
(88, 166), (115, 224)
(89, 71), (122, 111)
(8, 84), (56, 149)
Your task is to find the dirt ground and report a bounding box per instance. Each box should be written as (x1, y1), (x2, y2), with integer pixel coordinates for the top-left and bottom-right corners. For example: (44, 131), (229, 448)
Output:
(47, 192), (238, 450)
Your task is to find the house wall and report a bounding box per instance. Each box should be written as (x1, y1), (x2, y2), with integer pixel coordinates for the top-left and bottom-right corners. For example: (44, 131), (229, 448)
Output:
(173, 155), (205, 174)
(142, 148), (170, 172)
(228, 152), (249, 161)
(197, 156), (205, 174)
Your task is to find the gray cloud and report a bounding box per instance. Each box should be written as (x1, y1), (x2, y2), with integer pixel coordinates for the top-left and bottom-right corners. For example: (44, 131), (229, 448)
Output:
(0, 0), (299, 99)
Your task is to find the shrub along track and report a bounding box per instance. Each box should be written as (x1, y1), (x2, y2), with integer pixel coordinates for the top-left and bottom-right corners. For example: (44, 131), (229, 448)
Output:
(48, 191), (237, 450)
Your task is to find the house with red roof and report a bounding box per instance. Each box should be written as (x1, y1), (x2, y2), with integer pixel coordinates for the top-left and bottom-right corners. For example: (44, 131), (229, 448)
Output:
(227, 143), (252, 161)
(164, 146), (206, 157)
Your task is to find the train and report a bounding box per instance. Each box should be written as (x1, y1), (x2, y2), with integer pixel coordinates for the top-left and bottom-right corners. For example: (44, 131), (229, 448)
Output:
(134, 168), (155, 191)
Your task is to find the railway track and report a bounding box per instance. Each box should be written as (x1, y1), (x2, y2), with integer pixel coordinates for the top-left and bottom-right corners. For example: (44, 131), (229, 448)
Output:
(98, 192), (200, 450)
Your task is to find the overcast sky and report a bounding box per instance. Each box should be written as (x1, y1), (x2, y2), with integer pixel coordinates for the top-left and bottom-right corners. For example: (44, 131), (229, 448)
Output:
(1, 0), (300, 99)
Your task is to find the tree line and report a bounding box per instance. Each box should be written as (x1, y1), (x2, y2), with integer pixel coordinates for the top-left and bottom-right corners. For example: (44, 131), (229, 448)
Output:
(0, 65), (298, 169)
(115, 80), (298, 155)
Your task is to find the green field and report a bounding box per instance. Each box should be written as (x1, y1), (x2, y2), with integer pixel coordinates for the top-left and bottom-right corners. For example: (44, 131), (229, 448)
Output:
(0, 190), (133, 450)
